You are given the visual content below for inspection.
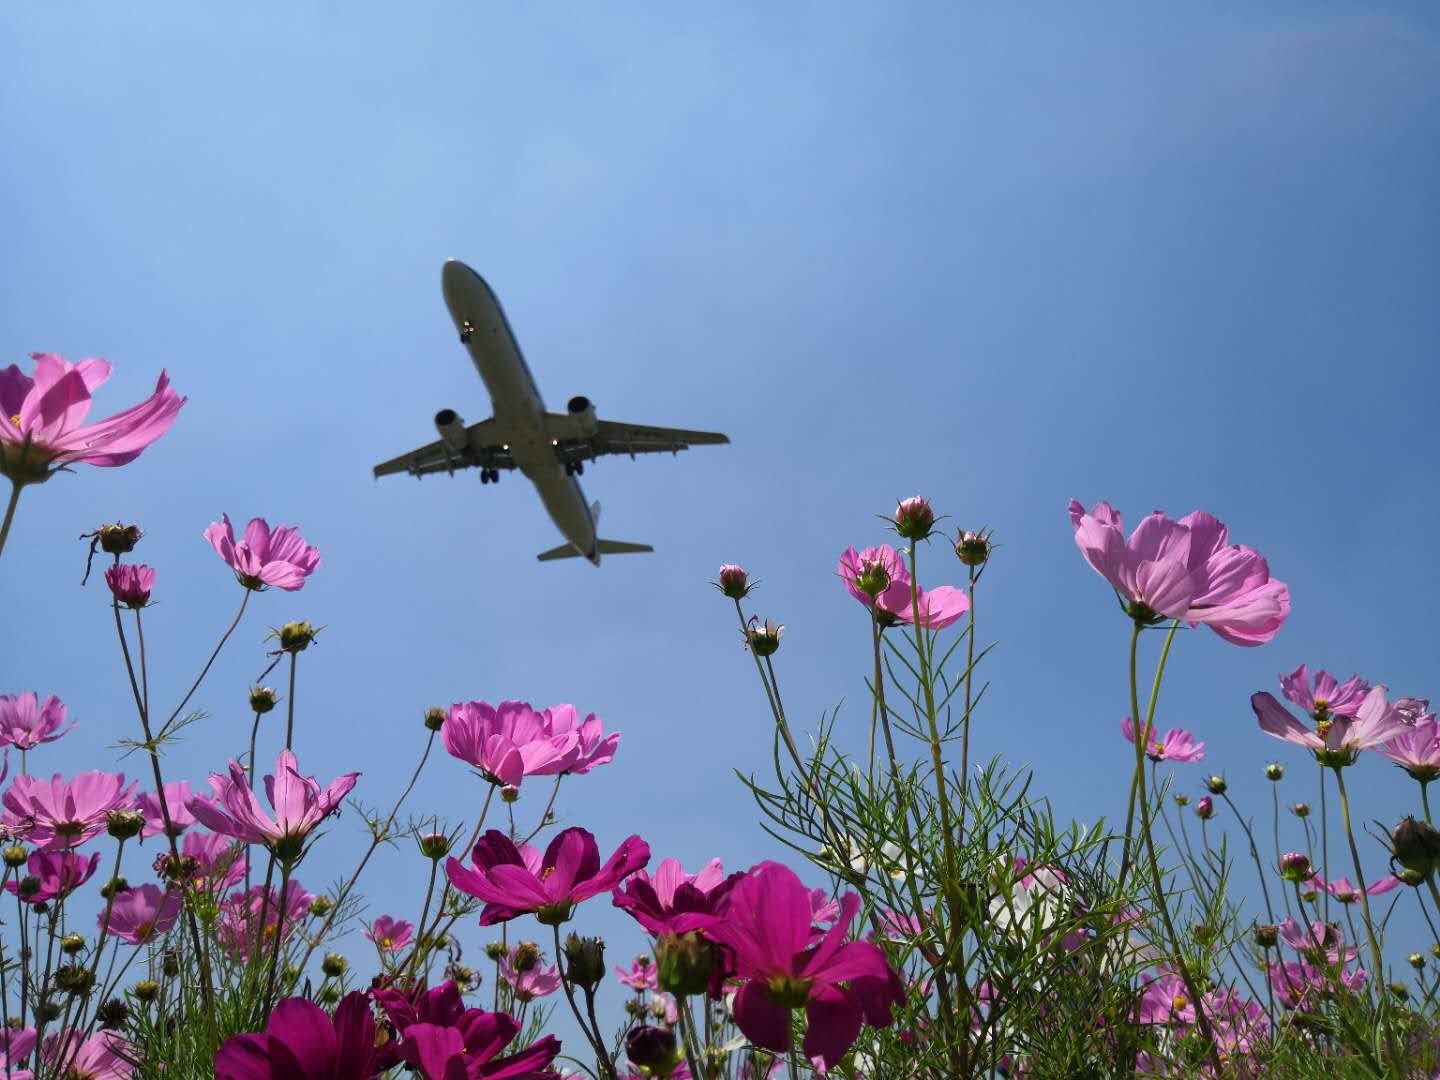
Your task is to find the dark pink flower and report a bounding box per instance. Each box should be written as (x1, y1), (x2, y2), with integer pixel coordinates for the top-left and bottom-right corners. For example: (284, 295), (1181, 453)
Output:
(0, 692), (77, 750)
(837, 545), (969, 629)
(446, 827), (650, 926)
(1379, 713), (1440, 783)
(371, 981), (562, 1078)
(203, 514), (320, 592)
(104, 564), (155, 609)
(39, 1029), (134, 1080)
(613, 856), (740, 936)
(705, 862), (904, 1072)
(189, 749), (358, 862)
(215, 993), (387, 1079)
(0, 353), (184, 485)
(442, 701), (579, 789)
(1195, 796), (1214, 820)
(99, 883), (181, 945)
(1120, 717), (1205, 763)
(365, 915), (414, 953)
(1, 771), (136, 849)
(1268, 958), (1366, 1010)
(539, 704), (620, 775)
(1253, 685), (1410, 768)
(136, 781), (197, 839)
(714, 564), (752, 599)
(1280, 664), (1371, 720)
(3, 849), (101, 904)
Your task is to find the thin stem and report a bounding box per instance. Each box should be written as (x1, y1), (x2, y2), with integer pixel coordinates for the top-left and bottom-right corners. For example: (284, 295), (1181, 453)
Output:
(407, 858), (441, 982)
(1273, 785), (1294, 921)
(263, 861), (294, 1016)
(1118, 620), (1179, 886)
(552, 925), (614, 1079)
(1219, 791), (1276, 925)
(0, 481), (21, 562)
(1319, 764), (1331, 925)
(283, 651), (298, 750)
(520, 776), (564, 845)
(1422, 781), (1434, 827)
(958, 564), (977, 838)
(159, 589), (251, 738)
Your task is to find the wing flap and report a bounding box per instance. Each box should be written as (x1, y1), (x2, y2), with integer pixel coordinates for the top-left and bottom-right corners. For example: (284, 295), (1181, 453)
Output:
(591, 419), (729, 458)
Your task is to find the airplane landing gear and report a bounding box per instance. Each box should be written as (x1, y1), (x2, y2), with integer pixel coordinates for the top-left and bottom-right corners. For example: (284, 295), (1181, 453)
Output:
(480, 468), (499, 484)
(460, 320), (475, 344)
(564, 461), (586, 478)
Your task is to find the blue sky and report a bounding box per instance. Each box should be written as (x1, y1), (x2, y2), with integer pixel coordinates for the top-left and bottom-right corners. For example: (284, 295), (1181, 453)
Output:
(3, 0), (1439, 1014)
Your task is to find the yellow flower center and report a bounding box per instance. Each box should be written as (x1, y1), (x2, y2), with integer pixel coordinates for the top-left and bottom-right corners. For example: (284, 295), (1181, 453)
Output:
(8, 414), (19, 428)
(1171, 994), (1189, 1012)
(381, 936), (393, 948)
(1153, 742), (1165, 756)
(1316, 719), (1332, 738)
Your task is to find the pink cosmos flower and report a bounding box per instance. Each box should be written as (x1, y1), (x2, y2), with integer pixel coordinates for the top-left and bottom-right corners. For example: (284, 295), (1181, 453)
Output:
(215, 993), (387, 1079)
(1119, 717), (1205, 763)
(615, 956), (659, 991)
(500, 955), (563, 1002)
(136, 781), (197, 839)
(446, 827), (650, 926)
(1280, 665), (1371, 720)
(1379, 713), (1440, 783)
(1278, 918), (1358, 966)
(1, 771), (136, 849)
(894, 496), (935, 538)
(1303, 873), (1401, 905)
(612, 856), (740, 936)
(4, 849), (101, 904)
(99, 883), (182, 945)
(1067, 500), (1290, 644)
(215, 881), (315, 959)
(39, 1030), (135, 1080)
(837, 545), (969, 629)
(442, 701), (579, 789)
(0, 1028), (36, 1080)
(807, 887), (842, 925)
(1136, 973), (1196, 1028)
(365, 915), (414, 953)
(1252, 684), (1410, 767)
(1397, 697), (1432, 723)
(103, 564), (155, 609)
(0, 692), (77, 750)
(715, 564), (752, 599)
(539, 703), (620, 775)
(181, 831), (248, 891)
(1268, 959), (1367, 1010)
(706, 862), (905, 1072)
(0, 353), (184, 485)
(203, 513), (321, 592)
(188, 749), (358, 862)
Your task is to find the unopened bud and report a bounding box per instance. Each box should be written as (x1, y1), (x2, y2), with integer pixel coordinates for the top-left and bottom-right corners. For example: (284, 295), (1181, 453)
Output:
(424, 707), (447, 732)
(1400, 868), (1426, 887)
(106, 809), (145, 841)
(625, 1025), (682, 1077)
(1393, 817), (1440, 880)
(1389, 981), (1410, 1000)
(512, 941), (541, 972)
(1253, 924), (1279, 949)
(133, 979), (160, 1003)
(715, 564), (752, 600)
(249, 687), (278, 714)
(1291, 802), (1310, 819)
(853, 558), (891, 599)
(2, 845), (27, 868)
(162, 949), (181, 978)
(321, 953), (347, 978)
(32, 1000), (61, 1023)
(1265, 762), (1285, 782)
(484, 941), (507, 962)
(445, 963), (478, 990)
(1410, 952), (1426, 970)
(894, 496), (935, 540)
(418, 832), (452, 860)
(1173, 793), (1190, 808)
(277, 620), (316, 653)
(500, 786), (520, 804)
(1204, 775), (1227, 795)
(309, 896), (334, 918)
(55, 963), (95, 997)
(657, 931), (714, 997)
(16, 876), (39, 901)
(562, 933), (606, 989)
(60, 933), (85, 955)
(955, 530), (991, 567)
(96, 523), (143, 555)
(1195, 796), (1214, 820)
(96, 997), (129, 1029)
(317, 985), (341, 1005)
(1280, 852), (1312, 883)
(744, 618), (783, 658)
(100, 876), (129, 900)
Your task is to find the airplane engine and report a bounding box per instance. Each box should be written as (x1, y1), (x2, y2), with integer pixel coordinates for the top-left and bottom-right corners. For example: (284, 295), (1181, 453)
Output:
(562, 395), (598, 438)
(434, 408), (469, 453)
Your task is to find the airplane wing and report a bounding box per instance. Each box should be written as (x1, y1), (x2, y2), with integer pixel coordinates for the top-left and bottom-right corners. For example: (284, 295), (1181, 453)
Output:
(372, 419), (513, 478)
(581, 419), (729, 460)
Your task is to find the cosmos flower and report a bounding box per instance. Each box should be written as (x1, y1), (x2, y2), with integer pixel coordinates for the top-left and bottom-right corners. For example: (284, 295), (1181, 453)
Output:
(612, 856), (739, 937)
(1120, 717), (1205, 763)
(4, 849), (102, 905)
(442, 701), (579, 789)
(135, 781), (198, 839)
(39, 1030), (135, 1080)
(500, 955), (563, 1002)
(837, 545), (969, 630)
(1302, 873), (1401, 905)
(446, 827), (649, 926)
(1252, 685), (1410, 768)
(1279, 665), (1371, 720)
(215, 881), (315, 960)
(188, 749), (358, 862)
(364, 915), (414, 953)
(706, 862), (904, 1072)
(104, 564), (155, 609)
(99, 884), (182, 945)
(0, 692), (77, 751)
(214, 993), (386, 1079)
(180, 831), (248, 891)
(203, 514), (320, 592)
(0, 353), (184, 486)
(615, 956), (659, 991)
(1, 771), (136, 849)
(538, 704), (620, 775)
(1378, 713), (1440, 783)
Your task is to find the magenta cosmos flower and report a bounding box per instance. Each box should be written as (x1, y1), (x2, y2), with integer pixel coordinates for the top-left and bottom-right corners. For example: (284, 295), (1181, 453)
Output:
(104, 564), (155, 609)
(39, 1030), (134, 1080)
(1119, 717), (1205, 763)
(4, 849), (101, 904)
(99, 883), (182, 945)
(1379, 713), (1440, 783)
(365, 915), (414, 953)
(1280, 664), (1371, 720)
(0, 353), (184, 486)
(371, 981), (562, 1078)
(447, 827), (650, 926)
(189, 749), (358, 862)
(837, 545), (970, 630)
(613, 856), (740, 936)
(540, 704), (620, 775)
(216, 993), (387, 1079)
(0, 692), (77, 750)
(714, 563), (752, 599)
(1252, 684), (1410, 768)
(136, 781), (198, 839)
(1, 771), (135, 849)
(705, 862), (904, 1072)
(442, 701), (579, 789)
(1067, 500), (1290, 645)
(204, 514), (320, 592)
(616, 956), (659, 990)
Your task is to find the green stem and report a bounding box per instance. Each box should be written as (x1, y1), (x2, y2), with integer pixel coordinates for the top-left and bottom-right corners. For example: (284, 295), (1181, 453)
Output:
(552, 924), (615, 1079)
(1117, 620), (1179, 887)
(0, 482), (20, 563)
(262, 861), (294, 1016)
(1422, 781), (1433, 827)
(283, 651), (298, 751)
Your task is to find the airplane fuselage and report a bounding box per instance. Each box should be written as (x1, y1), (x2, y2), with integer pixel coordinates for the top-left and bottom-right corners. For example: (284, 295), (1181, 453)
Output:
(440, 260), (599, 564)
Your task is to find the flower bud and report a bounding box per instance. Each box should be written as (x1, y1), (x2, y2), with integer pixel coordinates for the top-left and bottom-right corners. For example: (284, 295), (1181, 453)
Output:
(512, 941), (541, 972)
(623, 998), (646, 1020)
(321, 953), (348, 978)
(625, 1025), (683, 1077)
(1265, 762), (1285, 782)
(657, 931), (715, 997)
(1195, 796), (1214, 820)
(1392, 817), (1440, 880)
(418, 832), (453, 860)
(105, 564), (155, 609)
(424, 707), (447, 732)
(1291, 802), (1310, 818)
(1400, 868), (1426, 887)
(715, 564), (752, 600)
(1173, 794), (1189, 808)
(278, 620), (316, 653)
(317, 985), (341, 1005)
(1204, 775), (1227, 795)
(61, 933), (85, 955)
(2, 845), (26, 868)
(500, 786), (520, 804)
(445, 963), (478, 991)
(562, 933), (606, 990)
(744, 618), (783, 658)
(96, 997), (130, 1029)
(1389, 981), (1410, 1000)
(484, 941), (507, 962)
(100, 876), (129, 900)
(309, 896), (334, 918)
(95, 523), (143, 555)
(162, 950), (180, 977)
(1410, 952), (1426, 970)
(55, 962), (95, 997)
(106, 809), (145, 841)
(132, 979), (160, 1003)
(1253, 924), (1279, 949)
(1280, 852), (1312, 883)
(894, 496), (935, 540)
(249, 687), (278, 714)
(15, 876), (39, 901)
(955, 529), (991, 567)
(32, 999), (61, 1023)
(853, 557), (891, 599)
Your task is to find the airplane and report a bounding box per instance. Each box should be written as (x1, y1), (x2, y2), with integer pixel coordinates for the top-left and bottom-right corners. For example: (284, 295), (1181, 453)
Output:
(373, 259), (729, 565)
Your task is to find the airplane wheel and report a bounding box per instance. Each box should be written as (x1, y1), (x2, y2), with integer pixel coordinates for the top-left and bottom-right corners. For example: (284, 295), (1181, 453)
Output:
(575, 462), (584, 475)
(480, 470), (489, 484)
